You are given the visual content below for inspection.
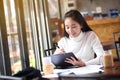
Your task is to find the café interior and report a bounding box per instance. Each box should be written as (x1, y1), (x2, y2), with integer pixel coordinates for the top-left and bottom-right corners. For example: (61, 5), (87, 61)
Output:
(0, 0), (120, 80)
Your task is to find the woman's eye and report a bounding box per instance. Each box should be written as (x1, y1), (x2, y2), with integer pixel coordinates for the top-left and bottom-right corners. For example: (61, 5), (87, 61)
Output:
(65, 26), (69, 29)
(65, 25), (77, 29)
(72, 26), (76, 28)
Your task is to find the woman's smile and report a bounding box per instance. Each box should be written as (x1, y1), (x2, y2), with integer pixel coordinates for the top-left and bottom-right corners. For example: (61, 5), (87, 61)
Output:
(70, 33), (77, 38)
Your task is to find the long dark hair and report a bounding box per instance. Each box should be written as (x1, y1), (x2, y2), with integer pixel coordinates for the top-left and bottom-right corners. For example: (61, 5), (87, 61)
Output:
(63, 10), (92, 38)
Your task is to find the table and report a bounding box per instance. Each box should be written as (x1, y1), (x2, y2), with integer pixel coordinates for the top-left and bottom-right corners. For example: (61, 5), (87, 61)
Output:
(101, 41), (120, 61)
(101, 41), (115, 50)
(48, 61), (120, 80)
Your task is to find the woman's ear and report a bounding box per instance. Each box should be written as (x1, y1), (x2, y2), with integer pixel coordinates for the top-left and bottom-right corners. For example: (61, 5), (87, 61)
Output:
(80, 24), (83, 28)
(80, 25), (83, 30)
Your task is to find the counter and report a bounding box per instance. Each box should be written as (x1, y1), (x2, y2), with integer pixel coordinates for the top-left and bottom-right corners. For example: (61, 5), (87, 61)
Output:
(87, 17), (120, 42)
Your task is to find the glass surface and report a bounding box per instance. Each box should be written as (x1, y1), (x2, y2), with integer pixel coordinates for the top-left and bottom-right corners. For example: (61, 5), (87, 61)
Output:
(4, 0), (22, 74)
(3, 0), (36, 74)
(2, 0), (51, 75)
(23, 0), (36, 68)
(48, 0), (62, 44)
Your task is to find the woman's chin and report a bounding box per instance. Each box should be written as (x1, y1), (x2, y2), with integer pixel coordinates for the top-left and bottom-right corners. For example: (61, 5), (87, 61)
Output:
(70, 35), (77, 38)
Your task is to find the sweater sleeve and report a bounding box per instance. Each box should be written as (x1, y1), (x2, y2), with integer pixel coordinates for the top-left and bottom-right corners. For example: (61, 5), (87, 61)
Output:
(85, 32), (105, 65)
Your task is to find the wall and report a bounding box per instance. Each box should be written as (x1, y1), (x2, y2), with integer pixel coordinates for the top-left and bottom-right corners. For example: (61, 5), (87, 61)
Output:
(60, 0), (120, 19)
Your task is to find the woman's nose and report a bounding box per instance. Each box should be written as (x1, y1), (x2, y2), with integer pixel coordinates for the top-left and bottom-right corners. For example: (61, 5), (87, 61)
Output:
(69, 28), (73, 32)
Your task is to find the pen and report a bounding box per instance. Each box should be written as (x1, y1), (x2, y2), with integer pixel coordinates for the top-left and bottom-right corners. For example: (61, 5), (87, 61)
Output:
(55, 43), (60, 48)
(56, 45), (60, 48)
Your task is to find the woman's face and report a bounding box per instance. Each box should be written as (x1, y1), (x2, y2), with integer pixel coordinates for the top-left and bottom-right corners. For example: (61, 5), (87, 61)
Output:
(64, 18), (82, 38)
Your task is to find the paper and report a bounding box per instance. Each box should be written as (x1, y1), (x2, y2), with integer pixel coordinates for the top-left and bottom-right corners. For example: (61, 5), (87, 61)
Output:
(43, 65), (104, 78)
(42, 74), (58, 78)
(68, 65), (103, 75)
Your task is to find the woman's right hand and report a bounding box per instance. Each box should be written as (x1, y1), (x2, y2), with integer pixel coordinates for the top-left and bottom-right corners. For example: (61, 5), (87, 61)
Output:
(54, 48), (66, 54)
(65, 57), (86, 67)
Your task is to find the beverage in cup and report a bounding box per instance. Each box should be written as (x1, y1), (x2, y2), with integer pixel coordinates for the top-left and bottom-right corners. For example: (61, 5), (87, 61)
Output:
(43, 56), (54, 75)
(103, 51), (114, 68)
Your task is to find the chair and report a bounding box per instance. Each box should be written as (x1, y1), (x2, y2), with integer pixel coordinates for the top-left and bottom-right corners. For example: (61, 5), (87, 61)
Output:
(102, 41), (115, 51)
(44, 48), (55, 56)
(44, 43), (58, 56)
(113, 32), (120, 61)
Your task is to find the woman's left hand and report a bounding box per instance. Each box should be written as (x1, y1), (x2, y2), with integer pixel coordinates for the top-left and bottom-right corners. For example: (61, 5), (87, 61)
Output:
(65, 57), (86, 67)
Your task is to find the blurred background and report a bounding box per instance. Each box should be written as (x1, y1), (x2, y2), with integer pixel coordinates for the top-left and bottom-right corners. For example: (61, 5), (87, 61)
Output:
(0, 0), (120, 76)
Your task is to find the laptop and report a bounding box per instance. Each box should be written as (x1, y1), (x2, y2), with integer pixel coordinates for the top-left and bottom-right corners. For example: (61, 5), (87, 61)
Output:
(51, 52), (78, 69)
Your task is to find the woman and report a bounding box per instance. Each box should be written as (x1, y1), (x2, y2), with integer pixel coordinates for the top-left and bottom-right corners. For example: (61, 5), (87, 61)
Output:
(54, 10), (104, 67)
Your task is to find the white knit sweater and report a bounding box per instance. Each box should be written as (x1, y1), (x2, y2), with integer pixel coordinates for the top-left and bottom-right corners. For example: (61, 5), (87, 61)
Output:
(57, 31), (105, 65)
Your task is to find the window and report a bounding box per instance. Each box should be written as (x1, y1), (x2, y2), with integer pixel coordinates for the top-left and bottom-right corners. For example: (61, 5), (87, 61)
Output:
(0, 0), (52, 75)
